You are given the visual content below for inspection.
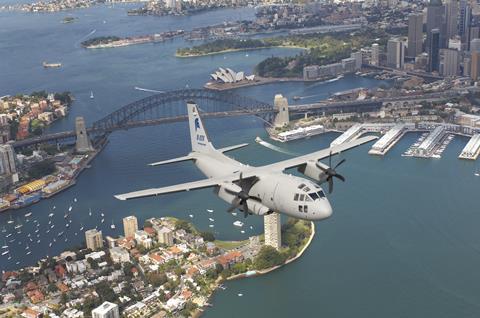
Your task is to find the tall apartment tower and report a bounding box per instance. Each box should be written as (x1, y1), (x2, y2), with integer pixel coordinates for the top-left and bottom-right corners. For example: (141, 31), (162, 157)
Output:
(92, 302), (120, 318)
(273, 94), (289, 128)
(429, 29), (441, 72)
(387, 38), (405, 69)
(0, 144), (16, 175)
(85, 229), (103, 251)
(371, 43), (380, 66)
(471, 51), (480, 80)
(440, 49), (459, 76)
(264, 213), (281, 250)
(426, 0), (446, 50)
(408, 13), (424, 57)
(122, 216), (138, 239)
(445, 0), (459, 42)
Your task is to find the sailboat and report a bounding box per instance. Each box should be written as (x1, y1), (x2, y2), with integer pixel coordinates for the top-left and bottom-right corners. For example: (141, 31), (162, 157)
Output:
(1, 226), (6, 233)
(24, 212), (32, 217)
(7, 215), (14, 224)
(110, 220), (115, 229)
(68, 206), (73, 212)
(74, 198), (77, 203)
(475, 167), (479, 177)
(88, 208), (92, 217)
(2, 241), (8, 249)
(79, 223), (84, 231)
(90, 91), (94, 99)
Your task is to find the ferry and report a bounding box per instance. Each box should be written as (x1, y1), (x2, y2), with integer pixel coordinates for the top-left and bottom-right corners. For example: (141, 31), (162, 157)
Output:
(43, 61), (62, 68)
(272, 124), (325, 142)
(233, 221), (244, 227)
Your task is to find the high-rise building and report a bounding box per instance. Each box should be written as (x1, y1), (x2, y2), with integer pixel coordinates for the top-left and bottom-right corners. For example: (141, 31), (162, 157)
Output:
(273, 94), (289, 127)
(471, 51), (480, 80)
(85, 229), (103, 251)
(165, 0), (176, 9)
(122, 216), (138, 239)
(264, 213), (281, 250)
(371, 43), (380, 66)
(387, 38), (405, 69)
(351, 51), (363, 70)
(470, 38), (480, 52)
(408, 13), (424, 57)
(92, 302), (120, 318)
(157, 226), (174, 246)
(445, 0), (459, 42)
(428, 29), (441, 72)
(426, 0), (446, 50)
(0, 144), (16, 176)
(459, 0), (472, 46)
(448, 37), (462, 50)
(440, 48), (459, 76)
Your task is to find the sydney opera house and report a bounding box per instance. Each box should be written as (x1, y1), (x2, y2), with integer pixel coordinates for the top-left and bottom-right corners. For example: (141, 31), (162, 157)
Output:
(210, 67), (255, 83)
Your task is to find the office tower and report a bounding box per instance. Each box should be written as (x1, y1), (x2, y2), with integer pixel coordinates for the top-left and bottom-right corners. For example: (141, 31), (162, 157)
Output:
(122, 215), (138, 239)
(0, 144), (16, 175)
(445, 0), (459, 42)
(470, 26), (480, 43)
(459, 0), (472, 45)
(264, 213), (281, 250)
(85, 229), (103, 251)
(470, 38), (480, 52)
(440, 49), (459, 76)
(371, 43), (380, 66)
(408, 13), (424, 57)
(426, 0), (446, 50)
(471, 51), (480, 80)
(387, 38), (405, 69)
(429, 29), (441, 72)
(92, 302), (120, 318)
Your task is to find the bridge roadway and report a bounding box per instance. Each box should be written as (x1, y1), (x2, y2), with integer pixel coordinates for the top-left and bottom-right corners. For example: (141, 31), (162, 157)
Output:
(12, 89), (467, 149)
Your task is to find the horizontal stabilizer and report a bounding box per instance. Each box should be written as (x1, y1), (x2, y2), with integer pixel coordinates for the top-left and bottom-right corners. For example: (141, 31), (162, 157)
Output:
(149, 155), (194, 167)
(218, 143), (249, 153)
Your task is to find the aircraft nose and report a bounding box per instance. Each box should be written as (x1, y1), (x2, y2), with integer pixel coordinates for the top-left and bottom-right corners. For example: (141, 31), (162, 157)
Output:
(314, 200), (332, 220)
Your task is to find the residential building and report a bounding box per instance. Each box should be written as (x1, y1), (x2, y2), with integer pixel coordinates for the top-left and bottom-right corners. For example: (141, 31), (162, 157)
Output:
(407, 13), (423, 57)
(85, 229), (103, 251)
(0, 144), (16, 175)
(157, 226), (174, 246)
(92, 301), (120, 318)
(440, 48), (459, 76)
(109, 247), (130, 263)
(264, 212), (281, 250)
(371, 43), (380, 66)
(122, 215), (138, 239)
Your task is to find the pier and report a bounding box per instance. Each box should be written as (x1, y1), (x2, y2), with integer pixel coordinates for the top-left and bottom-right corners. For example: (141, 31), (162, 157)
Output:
(408, 126), (452, 158)
(459, 134), (480, 160)
(369, 124), (410, 156)
(330, 123), (364, 147)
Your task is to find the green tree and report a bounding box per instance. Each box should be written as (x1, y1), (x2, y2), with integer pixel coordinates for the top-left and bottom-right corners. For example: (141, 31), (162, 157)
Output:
(146, 272), (168, 287)
(200, 231), (215, 242)
(253, 246), (287, 270)
(28, 160), (56, 178)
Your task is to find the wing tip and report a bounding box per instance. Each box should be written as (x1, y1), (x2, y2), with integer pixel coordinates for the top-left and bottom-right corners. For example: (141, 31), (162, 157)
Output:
(114, 194), (127, 201)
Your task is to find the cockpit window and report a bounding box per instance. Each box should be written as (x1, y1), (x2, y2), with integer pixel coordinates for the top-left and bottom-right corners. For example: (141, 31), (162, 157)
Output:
(318, 191), (325, 198)
(309, 192), (319, 200)
(298, 183), (306, 189)
(294, 193), (299, 201)
(305, 196), (312, 202)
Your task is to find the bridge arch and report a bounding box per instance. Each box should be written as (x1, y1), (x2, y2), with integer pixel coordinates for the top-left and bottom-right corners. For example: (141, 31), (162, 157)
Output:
(91, 89), (274, 133)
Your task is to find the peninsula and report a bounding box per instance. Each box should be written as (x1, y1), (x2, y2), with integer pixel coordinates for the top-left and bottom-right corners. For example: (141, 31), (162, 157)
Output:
(0, 216), (314, 318)
(81, 30), (184, 49)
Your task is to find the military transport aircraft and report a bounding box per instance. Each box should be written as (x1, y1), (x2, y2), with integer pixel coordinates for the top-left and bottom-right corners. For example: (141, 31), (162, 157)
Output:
(115, 102), (377, 221)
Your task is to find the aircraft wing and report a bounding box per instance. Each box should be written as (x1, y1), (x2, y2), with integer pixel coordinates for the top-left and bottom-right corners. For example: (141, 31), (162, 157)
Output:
(263, 135), (378, 172)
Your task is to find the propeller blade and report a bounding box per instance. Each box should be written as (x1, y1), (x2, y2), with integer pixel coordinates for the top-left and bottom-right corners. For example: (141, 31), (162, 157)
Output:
(334, 158), (346, 169)
(227, 197), (241, 213)
(335, 174), (346, 182)
(242, 200), (249, 218)
(328, 177), (333, 194)
(328, 151), (332, 167)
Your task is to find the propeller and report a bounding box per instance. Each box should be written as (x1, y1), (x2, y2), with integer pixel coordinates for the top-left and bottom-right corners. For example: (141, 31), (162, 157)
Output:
(316, 151), (346, 193)
(225, 173), (259, 218)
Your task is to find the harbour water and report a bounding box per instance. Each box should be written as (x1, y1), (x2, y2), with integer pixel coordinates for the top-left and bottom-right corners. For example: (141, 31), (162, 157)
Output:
(2, 4), (480, 318)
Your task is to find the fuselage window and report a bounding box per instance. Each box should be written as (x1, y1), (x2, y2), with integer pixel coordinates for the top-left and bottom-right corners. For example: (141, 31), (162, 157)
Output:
(304, 187), (310, 192)
(299, 194), (305, 201)
(294, 193), (299, 201)
(298, 183), (306, 189)
(298, 205), (303, 212)
(304, 205), (308, 213)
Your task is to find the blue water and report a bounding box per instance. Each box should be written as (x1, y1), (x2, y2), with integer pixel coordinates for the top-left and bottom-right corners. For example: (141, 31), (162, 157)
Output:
(1, 4), (480, 318)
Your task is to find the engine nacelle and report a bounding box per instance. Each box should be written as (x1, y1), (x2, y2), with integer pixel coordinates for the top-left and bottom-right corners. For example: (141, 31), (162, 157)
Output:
(215, 182), (272, 216)
(246, 200), (271, 216)
(298, 161), (329, 184)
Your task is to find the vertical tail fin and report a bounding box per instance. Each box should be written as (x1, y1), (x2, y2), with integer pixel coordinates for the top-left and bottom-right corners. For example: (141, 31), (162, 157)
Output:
(187, 102), (216, 153)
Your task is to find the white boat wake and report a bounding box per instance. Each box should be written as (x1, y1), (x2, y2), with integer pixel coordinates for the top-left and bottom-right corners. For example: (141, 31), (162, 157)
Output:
(255, 137), (297, 156)
(134, 87), (165, 94)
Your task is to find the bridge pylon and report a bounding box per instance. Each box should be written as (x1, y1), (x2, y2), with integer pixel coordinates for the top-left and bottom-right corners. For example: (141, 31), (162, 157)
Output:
(273, 94), (290, 127)
(75, 117), (94, 154)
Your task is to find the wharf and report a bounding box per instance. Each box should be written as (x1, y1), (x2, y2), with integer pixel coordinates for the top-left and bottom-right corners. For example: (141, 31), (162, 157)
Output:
(406, 126), (453, 158)
(369, 124), (409, 156)
(459, 134), (480, 160)
(330, 123), (364, 147)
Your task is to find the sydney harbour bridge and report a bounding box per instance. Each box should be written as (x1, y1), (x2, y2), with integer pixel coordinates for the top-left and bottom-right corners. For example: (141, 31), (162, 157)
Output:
(12, 88), (453, 149)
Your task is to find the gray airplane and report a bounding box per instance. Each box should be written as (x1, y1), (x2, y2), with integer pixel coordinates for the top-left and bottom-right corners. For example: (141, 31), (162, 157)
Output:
(115, 102), (377, 221)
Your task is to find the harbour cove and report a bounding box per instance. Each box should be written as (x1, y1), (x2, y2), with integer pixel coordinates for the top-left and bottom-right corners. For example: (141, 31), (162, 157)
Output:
(1, 3), (480, 318)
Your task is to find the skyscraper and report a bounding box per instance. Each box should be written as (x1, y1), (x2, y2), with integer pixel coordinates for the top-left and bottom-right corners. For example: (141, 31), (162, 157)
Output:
(408, 13), (424, 57)
(440, 48), (459, 76)
(85, 229), (103, 251)
(429, 29), (441, 72)
(471, 51), (480, 80)
(445, 0), (459, 42)
(122, 215), (138, 239)
(459, 0), (472, 46)
(387, 38), (405, 69)
(371, 43), (380, 66)
(470, 38), (480, 52)
(0, 144), (16, 176)
(264, 213), (281, 250)
(426, 0), (446, 50)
